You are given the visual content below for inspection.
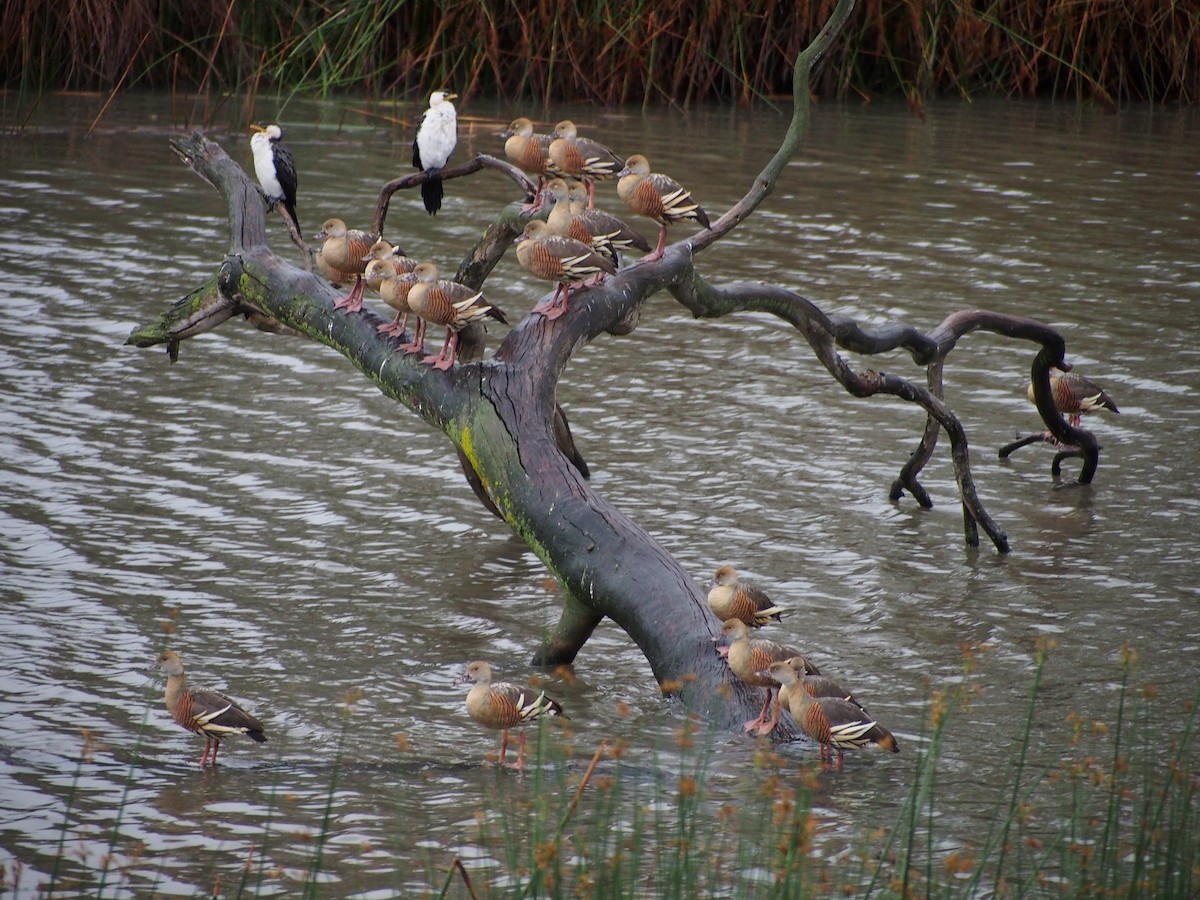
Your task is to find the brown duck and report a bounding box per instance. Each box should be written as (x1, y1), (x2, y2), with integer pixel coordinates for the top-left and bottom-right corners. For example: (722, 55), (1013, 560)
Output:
(154, 650), (267, 767)
(502, 117), (556, 210)
(766, 661), (898, 770)
(617, 154), (710, 261)
(457, 660), (565, 771)
(364, 258), (419, 339)
(546, 178), (649, 267)
(548, 120), (624, 207)
(515, 220), (617, 320)
(362, 237), (417, 271)
(566, 180), (651, 262)
(1027, 370), (1120, 427)
(717, 618), (819, 735)
(406, 262), (507, 369)
(769, 655), (867, 724)
(313, 217), (378, 311)
(706, 565), (785, 628)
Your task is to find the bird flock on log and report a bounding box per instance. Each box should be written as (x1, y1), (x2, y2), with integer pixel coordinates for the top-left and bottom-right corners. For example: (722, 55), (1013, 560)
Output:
(201, 93), (1122, 772)
(248, 91), (712, 369)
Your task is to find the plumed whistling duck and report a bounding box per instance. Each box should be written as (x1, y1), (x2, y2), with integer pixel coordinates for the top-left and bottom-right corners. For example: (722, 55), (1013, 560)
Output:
(706, 565), (785, 629)
(362, 239), (416, 294)
(1027, 370), (1120, 428)
(766, 661), (898, 770)
(406, 262), (507, 369)
(313, 218), (378, 311)
(515, 220), (617, 321)
(617, 154), (710, 262)
(502, 117), (556, 211)
(717, 618), (819, 736)
(249, 123), (300, 232)
(547, 120), (624, 208)
(364, 258), (420, 339)
(545, 178), (605, 251)
(362, 237), (417, 270)
(546, 178), (649, 268)
(413, 90), (458, 215)
(566, 180), (651, 262)
(153, 650), (267, 767)
(457, 660), (565, 771)
(768, 655), (867, 724)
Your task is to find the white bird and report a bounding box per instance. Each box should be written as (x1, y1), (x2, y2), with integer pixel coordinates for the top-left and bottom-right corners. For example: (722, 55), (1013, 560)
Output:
(249, 123), (299, 231)
(412, 90), (458, 215)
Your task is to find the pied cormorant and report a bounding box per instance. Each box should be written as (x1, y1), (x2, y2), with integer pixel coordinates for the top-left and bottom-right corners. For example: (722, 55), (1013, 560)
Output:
(412, 91), (458, 215)
(250, 123), (299, 231)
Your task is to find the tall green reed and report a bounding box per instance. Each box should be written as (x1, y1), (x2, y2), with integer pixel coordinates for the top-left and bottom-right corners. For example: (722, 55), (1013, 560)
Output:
(445, 643), (1197, 897)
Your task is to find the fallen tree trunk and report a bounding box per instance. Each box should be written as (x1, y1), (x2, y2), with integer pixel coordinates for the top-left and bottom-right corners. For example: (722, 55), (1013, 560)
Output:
(127, 0), (1105, 734)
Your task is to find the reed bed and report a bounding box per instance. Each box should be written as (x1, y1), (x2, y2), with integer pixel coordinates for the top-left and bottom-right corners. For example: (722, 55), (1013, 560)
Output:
(3, 0), (1197, 106)
(11, 646), (1196, 897)
(445, 645), (1199, 897)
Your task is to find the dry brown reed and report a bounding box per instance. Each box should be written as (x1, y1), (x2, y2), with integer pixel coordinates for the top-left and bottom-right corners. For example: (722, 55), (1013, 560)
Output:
(3, 0), (1196, 105)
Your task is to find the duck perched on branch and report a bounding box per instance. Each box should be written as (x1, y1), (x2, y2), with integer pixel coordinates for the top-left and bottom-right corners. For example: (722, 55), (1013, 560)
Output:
(565, 180), (651, 263)
(362, 238), (416, 271)
(407, 262), (507, 369)
(153, 650), (267, 767)
(546, 178), (649, 267)
(706, 565), (785, 628)
(515, 220), (617, 321)
(502, 117), (556, 210)
(364, 258), (419, 339)
(617, 154), (710, 261)
(548, 119), (624, 208)
(313, 217), (378, 311)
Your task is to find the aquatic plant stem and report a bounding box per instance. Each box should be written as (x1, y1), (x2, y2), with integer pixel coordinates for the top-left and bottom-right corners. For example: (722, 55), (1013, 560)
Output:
(1127, 684), (1200, 892)
(305, 704), (355, 897)
(1097, 651), (1131, 889)
(434, 858), (480, 900)
(95, 695), (155, 896)
(46, 741), (87, 895)
(957, 648), (1048, 894)
(557, 740), (608, 837)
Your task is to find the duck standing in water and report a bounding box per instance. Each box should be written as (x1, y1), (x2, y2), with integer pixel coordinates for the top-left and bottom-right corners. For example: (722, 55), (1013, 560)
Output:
(153, 650), (267, 767)
(717, 618), (820, 735)
(765, 661), (898, 770)
(457, 660), (565, 770)
(1027, 369), (1120, 428)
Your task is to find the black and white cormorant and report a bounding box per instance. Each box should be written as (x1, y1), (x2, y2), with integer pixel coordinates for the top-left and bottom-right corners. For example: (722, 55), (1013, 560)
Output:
(412, 91), (458, 215)
(250, 123), (299, 231)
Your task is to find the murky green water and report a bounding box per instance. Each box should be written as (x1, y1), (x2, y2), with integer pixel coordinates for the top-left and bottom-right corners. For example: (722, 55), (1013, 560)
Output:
(0, 91), (1197, 896)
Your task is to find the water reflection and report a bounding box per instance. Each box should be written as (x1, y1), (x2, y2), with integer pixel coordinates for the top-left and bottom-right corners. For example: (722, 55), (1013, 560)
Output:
(0, 93), (1197, 894)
